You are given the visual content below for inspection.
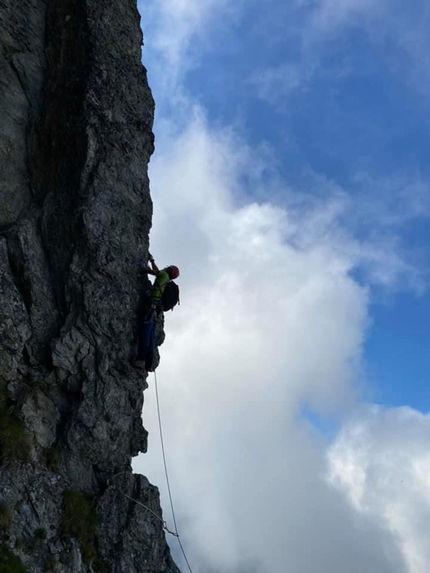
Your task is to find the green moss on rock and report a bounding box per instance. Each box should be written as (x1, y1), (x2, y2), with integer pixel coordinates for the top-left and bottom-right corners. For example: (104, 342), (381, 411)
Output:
(61, 490), (99, 564)
(0, 414), (30, 463)
(0, 545), (26, 573)
(0, 381), (30, 463)
(0, 504), (11, 532)
(46, 447), (61, 472)
(34, 528), (46, 541)
(43, 556), (56, 572)
(0, 381), (8, 412)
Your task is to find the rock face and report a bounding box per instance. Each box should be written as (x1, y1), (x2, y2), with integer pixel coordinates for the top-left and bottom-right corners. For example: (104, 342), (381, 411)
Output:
(0, 1), (180, 571)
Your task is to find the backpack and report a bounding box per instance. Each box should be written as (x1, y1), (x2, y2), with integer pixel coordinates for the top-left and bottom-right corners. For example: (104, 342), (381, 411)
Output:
(161, 281), (180, 311)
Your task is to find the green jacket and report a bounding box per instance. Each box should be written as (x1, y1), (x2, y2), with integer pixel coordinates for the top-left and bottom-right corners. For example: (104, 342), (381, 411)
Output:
(151, 269), (170, 305)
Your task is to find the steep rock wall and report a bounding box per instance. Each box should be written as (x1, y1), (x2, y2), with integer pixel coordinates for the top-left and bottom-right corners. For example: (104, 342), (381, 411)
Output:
(0, 1), (179, 571)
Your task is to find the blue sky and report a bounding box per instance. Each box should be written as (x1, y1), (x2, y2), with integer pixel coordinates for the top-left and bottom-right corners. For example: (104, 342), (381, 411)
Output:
(134, 1), (430, 571)
(142, 0), (430, 412)
(367, 295), (430, 409)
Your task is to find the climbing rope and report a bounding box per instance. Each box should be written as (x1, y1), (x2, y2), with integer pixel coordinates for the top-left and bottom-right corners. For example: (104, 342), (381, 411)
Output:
(120, 491), (178, 537)
(154, 369), (194, 573)
(117, 370), (194, 573)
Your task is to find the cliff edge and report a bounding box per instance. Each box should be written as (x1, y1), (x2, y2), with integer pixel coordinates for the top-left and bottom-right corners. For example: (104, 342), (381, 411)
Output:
(0, 1), (179, 571)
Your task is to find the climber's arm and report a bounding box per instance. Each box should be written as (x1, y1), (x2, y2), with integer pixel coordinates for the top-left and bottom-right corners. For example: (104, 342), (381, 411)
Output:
(148, 253), (159, 273)
(142, 253), (160, 275)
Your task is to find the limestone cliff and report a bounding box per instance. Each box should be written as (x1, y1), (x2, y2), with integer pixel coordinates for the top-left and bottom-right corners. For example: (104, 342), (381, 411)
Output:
(0, 1), (179, 571)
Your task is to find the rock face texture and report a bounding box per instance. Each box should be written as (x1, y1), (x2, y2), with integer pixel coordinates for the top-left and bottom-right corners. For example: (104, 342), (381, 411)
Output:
(0, 1), (180, 571)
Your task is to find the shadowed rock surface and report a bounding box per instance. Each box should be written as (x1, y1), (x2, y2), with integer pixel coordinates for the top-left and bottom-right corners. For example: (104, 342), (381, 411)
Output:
(0, 0), (180, 571)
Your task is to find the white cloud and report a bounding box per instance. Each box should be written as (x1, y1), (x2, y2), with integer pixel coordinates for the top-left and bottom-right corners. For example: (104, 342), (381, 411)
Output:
(132, 3), (430, 571)
(139, 0), (239, 93)
(245, 0), (389, 106)
(250, 63), (316, 109)
(132, 114), (423, 572)
(329, 407), (430, 573)
(310, 0), (388, 33)
(247, 0), (430, 108)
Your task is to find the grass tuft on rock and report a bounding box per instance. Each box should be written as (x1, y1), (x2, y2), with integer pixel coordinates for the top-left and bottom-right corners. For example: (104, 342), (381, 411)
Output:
(0, 545), (26, 573)
(34, 528), (46, 541)
(61, 491), (100, 564)
(0, 504), (11, 532)
(0, 380), (31, 463)
(43, 556), (56, 572)
(46, 447), (61, 472)
(0, 414), (30, 463)
(0, 380), (8, 412)
(92, 558), (108, 573)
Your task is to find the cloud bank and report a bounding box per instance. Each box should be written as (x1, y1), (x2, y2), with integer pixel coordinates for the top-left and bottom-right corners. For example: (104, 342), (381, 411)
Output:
(135, 1), (430, 571)
(330, 407), (430, 573)
(133, 114), (426, 573)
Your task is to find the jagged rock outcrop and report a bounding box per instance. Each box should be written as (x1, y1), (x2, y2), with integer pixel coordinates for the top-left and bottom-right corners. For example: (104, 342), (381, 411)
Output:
(0, 1), (180, 571)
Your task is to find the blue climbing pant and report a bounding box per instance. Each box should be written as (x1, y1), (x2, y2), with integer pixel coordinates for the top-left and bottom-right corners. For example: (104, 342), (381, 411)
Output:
(137, 310), (156, 368)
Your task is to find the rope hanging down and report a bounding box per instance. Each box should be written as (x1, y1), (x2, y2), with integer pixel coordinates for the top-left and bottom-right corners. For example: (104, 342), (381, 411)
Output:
(120, 492), (178, 537)
(154, 369), (194, 573)
(118, 370), (194, 573)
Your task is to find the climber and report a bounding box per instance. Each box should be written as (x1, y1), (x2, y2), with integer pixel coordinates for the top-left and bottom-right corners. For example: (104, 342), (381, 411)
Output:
(134, 253), (180, 370)
(143, 253), (180, 309)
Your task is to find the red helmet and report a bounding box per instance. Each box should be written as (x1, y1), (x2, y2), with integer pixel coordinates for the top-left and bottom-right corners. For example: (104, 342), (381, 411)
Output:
(168, 265), (180, 279)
